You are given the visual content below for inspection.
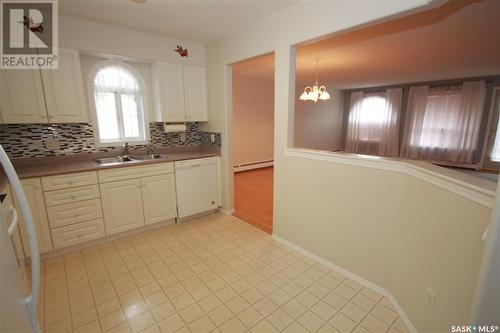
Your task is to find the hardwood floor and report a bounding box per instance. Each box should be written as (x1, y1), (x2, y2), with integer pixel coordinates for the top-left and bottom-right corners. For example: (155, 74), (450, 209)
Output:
(233, 167), (273, 234)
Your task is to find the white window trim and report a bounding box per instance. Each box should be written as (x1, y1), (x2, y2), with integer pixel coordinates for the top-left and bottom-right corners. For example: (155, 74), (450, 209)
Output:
(88, 59), (150, 147)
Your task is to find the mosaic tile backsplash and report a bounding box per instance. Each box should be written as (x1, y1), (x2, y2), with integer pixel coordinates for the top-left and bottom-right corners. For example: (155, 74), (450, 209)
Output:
(0, 122), (221, 158)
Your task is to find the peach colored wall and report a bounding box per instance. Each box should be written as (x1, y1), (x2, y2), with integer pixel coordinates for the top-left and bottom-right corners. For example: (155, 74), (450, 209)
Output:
(294, 85), (344, 151)
(232, 75), (274, 166)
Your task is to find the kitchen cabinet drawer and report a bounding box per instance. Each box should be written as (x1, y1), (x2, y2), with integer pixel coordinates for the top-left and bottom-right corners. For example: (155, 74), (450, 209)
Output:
(98, 162), (173, 183)
(51, 219), (105, 250)
(41, 171), (98, 191)
(47, 199), (103, 228)
(44, 184), (100, 207)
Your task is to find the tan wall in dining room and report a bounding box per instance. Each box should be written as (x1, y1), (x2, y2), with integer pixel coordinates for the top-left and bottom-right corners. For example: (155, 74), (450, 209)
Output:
(232, 75), (274, 167)
(294, 86), (344, 151)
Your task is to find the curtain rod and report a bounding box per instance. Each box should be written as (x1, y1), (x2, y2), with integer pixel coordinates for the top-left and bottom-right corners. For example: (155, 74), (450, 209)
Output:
(346, 75), (500, 93)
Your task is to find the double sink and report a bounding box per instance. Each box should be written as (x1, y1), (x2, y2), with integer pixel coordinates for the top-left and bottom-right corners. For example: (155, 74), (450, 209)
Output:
(95, 153), (169, 166)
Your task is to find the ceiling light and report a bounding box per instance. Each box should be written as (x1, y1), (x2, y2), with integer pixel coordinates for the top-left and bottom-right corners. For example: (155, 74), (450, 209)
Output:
(300, 58), (330, 103)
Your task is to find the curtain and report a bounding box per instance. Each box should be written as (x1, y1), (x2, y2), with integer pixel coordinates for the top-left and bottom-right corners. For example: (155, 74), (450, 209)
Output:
(401, 81), (486, 163)
(345, 88), (402, 157)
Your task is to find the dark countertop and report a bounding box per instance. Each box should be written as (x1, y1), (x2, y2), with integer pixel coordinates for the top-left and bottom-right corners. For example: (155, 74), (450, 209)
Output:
(1, 145), (220, 185)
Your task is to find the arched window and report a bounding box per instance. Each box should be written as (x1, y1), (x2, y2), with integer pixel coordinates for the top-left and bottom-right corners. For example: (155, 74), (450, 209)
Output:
(90, 60), (147, 145)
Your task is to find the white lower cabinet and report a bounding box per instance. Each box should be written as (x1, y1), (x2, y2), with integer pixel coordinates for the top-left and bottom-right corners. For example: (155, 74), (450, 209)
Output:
(15, 178), (53, 255)
(100, 179), (145, 235)
(51, 219), (105, 250)
(141, 174), (177, 225)
(17, 160), (211, 253)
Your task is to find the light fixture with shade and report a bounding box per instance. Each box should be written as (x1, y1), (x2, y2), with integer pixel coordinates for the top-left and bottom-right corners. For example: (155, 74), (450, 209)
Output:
(300, 57), (330, 103)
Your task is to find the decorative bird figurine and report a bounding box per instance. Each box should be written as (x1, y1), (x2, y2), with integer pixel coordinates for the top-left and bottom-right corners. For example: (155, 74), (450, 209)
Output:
(21, 16), (44, 33)
(175, 45), (188, 57)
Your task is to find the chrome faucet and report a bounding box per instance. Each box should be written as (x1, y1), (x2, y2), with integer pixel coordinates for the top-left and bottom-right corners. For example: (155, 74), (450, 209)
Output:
(121, 142), (130, 157)
(146, 143), (154, 155)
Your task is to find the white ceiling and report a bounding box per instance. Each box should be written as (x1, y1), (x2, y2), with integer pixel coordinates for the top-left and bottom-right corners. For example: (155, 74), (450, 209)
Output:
(235, 0), (500, 89)
(59, 0), (297, 44)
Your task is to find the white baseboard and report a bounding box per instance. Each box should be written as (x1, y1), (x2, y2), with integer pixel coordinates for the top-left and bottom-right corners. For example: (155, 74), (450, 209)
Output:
(233, 160), (273, 172)
(272, 234), (418, 333)
(220, 208), (235, 215)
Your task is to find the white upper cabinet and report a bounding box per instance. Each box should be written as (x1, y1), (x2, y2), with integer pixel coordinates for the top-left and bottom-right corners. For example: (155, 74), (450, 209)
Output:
(41, 48), (88, 123)
(0, 48), (88, 124)
(152, 62), (186, 122)
(183, 66), (208, 122)
(0, 69), (47, 123)
(151, 63), (208, 122)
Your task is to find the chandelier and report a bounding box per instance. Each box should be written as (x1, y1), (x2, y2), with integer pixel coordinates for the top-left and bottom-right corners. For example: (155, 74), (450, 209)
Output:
(299, 58), (330, 103)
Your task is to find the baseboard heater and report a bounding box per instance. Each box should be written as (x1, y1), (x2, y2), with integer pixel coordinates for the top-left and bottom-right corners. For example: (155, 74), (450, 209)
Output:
(234, 160), (274, 172)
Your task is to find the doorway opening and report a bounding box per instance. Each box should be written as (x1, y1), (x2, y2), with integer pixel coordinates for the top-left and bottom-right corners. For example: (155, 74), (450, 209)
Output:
(231, 53), (275, 234)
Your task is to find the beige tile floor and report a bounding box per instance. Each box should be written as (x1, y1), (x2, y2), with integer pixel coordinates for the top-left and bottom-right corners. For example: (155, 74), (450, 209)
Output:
(36, 213), (410, 333)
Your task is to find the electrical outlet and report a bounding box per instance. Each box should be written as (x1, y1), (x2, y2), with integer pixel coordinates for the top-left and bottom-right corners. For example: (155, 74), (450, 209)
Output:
(210, 133), (215, 143)
(425, 287), (436, 312)
(180, 132), (186, 142)
(44, 137), (60, 150)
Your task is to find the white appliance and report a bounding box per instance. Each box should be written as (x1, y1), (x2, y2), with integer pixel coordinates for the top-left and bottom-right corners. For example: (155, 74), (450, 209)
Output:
(175, 157), (219, 218)
(0, 145), (40, 333)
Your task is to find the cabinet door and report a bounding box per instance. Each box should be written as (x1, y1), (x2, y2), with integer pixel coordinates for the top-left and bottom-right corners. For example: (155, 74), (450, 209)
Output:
(152, 62), (186, 122)
(41, 48), (89, 123)
(0, 69), (47, 123)
(183, 66), (208, 122)
(141, 174), (177, 225)
(14, 178), (53, 255)
(100, 179), (145, 235)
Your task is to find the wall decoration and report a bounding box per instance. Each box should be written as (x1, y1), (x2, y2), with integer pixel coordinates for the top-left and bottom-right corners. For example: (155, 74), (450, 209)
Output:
(174, 45), (189, 57)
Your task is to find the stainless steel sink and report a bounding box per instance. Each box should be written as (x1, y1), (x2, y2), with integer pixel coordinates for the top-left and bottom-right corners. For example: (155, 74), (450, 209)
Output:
(95, 155), (135, 166)
(129, 153), (168, 161)
(95, 154), (169, 165)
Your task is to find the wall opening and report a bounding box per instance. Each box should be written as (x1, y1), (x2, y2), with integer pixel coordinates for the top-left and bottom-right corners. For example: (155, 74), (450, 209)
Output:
(231, 53), (275, 234)
(292, 0), (500, 180)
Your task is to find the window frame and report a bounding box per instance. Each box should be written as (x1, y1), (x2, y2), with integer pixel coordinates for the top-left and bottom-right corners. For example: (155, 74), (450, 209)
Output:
(88, 59), (149, 147)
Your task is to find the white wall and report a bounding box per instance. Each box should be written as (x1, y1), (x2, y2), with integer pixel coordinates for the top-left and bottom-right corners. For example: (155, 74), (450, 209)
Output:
(59, 16), (206, 66)
(232, 75), (274, 166)
(276, 153), (490, 332)
(203, 0), (493, 331)
(294, 86), (344, 151)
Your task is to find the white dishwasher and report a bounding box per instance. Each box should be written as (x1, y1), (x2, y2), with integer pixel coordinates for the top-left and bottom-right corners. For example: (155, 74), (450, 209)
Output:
(175, 157), (219, 218)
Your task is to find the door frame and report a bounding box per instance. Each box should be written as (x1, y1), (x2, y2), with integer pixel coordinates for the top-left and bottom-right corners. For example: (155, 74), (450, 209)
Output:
(480, 86), (500, 170)
(226, 52), (276, 220)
